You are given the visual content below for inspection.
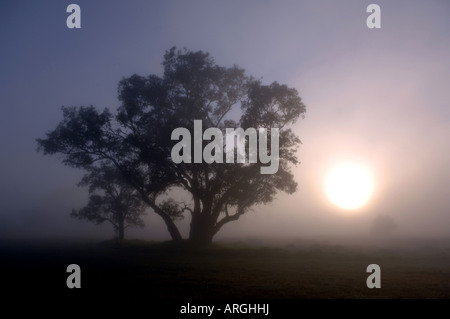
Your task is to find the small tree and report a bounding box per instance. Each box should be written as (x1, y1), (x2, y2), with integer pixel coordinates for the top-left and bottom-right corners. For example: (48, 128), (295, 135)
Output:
(370, 214), (398, 237)
(71, 164), (147, 240)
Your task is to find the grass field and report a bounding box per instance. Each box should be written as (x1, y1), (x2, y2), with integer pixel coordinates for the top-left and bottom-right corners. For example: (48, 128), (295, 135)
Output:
(2, 237), (450, 300)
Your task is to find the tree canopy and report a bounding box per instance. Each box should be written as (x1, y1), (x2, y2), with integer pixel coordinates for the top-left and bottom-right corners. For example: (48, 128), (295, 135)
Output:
(37, 47), (306, 244)
(71, 163), (148, 240)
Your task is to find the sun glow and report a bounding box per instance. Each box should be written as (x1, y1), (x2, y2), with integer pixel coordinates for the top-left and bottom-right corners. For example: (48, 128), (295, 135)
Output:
(325, 163), (374, 210)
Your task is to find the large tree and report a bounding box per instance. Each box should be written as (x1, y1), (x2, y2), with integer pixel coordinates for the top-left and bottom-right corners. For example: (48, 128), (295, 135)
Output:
(37, 47), (306, 245)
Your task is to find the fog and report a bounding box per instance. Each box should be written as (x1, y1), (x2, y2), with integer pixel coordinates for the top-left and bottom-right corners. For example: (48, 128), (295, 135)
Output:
(1, 0), (450, 244)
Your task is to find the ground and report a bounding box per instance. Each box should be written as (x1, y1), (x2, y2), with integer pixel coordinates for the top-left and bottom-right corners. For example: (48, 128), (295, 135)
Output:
(2, 237), (450, 301)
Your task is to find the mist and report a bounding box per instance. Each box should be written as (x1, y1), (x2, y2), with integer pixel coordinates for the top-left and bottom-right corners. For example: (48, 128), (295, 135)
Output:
(1, 0), (450, 246)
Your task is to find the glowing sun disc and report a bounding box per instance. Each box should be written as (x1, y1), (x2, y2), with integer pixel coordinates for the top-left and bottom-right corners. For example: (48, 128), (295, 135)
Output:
(325, 163), (374, 210)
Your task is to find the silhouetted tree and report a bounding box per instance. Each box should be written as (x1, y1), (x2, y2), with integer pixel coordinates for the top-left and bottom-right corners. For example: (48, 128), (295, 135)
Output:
(37, 47), (306, 245)
(71, 164), (147, 240)
(370, 214), (398, 237)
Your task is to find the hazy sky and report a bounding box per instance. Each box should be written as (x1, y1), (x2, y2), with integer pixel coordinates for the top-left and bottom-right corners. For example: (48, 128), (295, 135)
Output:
(1, 0), (450, 241)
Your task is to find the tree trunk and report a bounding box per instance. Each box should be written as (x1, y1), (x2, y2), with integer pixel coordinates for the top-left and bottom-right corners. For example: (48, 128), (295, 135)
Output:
(118, 221), (125, 241)
(146, 198), (183, 242)
(189, 213), (215, 245)
(160, 211), (183, 242)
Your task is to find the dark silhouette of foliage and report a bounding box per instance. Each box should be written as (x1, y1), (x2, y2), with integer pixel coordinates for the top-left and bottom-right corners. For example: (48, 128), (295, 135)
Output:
(71, 164), (147, 240)
(37, 47), (306, 245)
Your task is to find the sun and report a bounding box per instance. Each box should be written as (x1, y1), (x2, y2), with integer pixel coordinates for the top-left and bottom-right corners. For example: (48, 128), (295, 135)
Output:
(324, 163), (374, 210)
